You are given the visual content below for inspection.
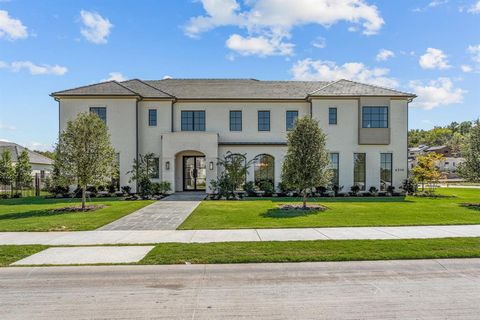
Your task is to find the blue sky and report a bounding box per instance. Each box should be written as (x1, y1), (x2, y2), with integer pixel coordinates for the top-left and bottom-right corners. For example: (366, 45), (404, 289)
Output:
(0, 0), (479, 151)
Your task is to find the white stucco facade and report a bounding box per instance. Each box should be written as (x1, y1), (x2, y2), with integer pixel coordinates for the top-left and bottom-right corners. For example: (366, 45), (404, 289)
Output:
(54, 79), (413, 194)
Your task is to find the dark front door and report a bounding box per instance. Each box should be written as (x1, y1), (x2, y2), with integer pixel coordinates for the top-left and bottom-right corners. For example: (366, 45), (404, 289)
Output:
(183, 156), (206, 191)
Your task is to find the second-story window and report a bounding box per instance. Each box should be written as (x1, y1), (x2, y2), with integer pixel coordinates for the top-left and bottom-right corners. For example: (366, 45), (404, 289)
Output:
(258, 111), (270, 131)
(230, 111), (242, 131)
(362, 106), (388, 128)
(181, 111), (205, 131)
(286, 110), (298, 131)
(329, 107), (337, 125)
(90, 107), (106, 124)
(148, 109), (157, 126)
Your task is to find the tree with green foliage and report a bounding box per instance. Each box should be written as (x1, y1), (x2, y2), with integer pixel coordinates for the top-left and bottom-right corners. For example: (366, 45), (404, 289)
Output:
(412, 153), (444, 191)
(458, 121), (480, 182)
(0, 149), (15, 196)
(128, 153), (157, 197)
(55, 112), (117, 209)
(14, 150), (32, 192)
(210, 152), (252, 199)
(281, 116), (331, 209)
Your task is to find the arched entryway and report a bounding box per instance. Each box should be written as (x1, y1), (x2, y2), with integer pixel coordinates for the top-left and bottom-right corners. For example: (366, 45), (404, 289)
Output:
(175, 150), (207, 191)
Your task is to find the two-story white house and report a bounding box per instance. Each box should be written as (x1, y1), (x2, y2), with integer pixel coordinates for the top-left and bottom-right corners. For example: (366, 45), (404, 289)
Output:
(52, 78), (415, 193)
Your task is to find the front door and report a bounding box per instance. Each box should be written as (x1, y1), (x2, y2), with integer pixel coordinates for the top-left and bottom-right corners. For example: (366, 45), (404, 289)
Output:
(183, 156), (206, 191)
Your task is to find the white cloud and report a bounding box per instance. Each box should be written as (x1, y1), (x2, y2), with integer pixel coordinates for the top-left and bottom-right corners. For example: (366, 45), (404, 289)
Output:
(468, 44), (480, 64)
(162, 75), (173, 79)
(9, 61), (67, 75)
(80, 10), (113, 44)
(409, 77), (466, 110)
(101, 72), (126, 82)
(0, 138), (12, 142)
(419, 48), (450, 70)
(185, 0), (384, 57)
(291, 59), (399, 88)
(461, 65), (473, 72)
(414, 0), (449, 11)
(25, 141), (52, 152)
(0, 10), (28, 40)
(376, 49), (394, 61)
(468, 1), (480, 13)
(0, 122), (16, 130)
(312, 37), (326, 49)
(226, 34), (294, 57)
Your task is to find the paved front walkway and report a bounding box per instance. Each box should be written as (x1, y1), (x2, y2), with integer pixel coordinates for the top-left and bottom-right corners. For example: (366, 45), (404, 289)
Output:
(98, 192), (205, 230)
(1, 224), (480, 245)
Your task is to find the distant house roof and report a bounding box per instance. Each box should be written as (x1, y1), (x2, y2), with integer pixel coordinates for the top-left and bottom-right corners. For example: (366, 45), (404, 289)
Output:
(426, 146), (447, 152)
(0, 141), (53, 165)
(52, 78), (416, 100)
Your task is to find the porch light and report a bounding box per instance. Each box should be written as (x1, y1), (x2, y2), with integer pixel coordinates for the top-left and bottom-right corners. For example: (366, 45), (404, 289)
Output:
(165, 161), (170, 170)
(209, 161), (214, 170)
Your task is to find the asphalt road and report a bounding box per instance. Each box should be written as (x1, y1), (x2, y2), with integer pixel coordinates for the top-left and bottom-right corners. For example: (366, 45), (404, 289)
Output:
(1, 259), (480, 319)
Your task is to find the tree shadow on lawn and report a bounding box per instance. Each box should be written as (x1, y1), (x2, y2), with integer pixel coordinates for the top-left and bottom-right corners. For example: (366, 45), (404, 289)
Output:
(261, 208), (324, 219)
(460, 203), (480, 211)
(0, 208), (102, 221)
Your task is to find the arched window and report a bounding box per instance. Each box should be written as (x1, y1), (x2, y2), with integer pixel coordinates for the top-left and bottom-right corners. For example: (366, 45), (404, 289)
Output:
(253, 154), (274, 186)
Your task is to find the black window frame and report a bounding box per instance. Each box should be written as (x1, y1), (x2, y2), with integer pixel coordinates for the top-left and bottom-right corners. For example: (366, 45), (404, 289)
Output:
(380, 153), (393, 191)
(362, 106), (388, 128)
(229, 110), (242, 131)
(353, 153), (366, 191)
(329, 153), (339, 186)
(181, 111), (206, 131)
(253, 154), (275, 186)
(90, 107), (107, 124)
(286, 110), (299, 131)
(148, 109), (157, 127)
(329, 107), (337, 125)
(258, 110), (271, 132)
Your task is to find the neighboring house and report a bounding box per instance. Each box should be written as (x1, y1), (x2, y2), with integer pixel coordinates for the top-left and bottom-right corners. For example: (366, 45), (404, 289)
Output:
(52, 78), (415, 193)
(408, 145), (465, 178)
(408, 145), (429, 160)
(0, 141), (54, 179)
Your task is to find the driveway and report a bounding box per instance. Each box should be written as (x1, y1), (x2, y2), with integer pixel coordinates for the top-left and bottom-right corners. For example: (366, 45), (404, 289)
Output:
(98, 192), (205, 230)
(1, 259), (480, 319)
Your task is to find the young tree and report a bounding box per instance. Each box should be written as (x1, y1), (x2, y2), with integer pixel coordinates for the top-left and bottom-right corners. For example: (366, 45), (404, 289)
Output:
(281, 116), (331, 209)
(211, 152), (252, 199)
(458, 121), (480, 182)
(15, 150), (32, 192)
(128, 153), (156, 197)
(55, 112), (117, 209)
(0, 149), (15, 196)
(412, 153), (444, 191)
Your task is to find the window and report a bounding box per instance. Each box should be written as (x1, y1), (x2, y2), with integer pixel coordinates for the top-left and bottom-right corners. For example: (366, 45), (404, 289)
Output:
(181, 111), (205, 131)
(254, 154), (274, 186)
(329, 108), (337, 125)
(40, 170), (45, 179)
(90, 107), (106, 124)
(353, 153), (366, 190)
(329, 153), (339, 186)
(149, 157), (160, 179)
(258, 111), (270, 131)
(380, 153), (392, 191)
(286, 110), (298, 131)
(148, 109), (157, 126)
(362, 106), (388, 128)
(229, 111), (242, 131)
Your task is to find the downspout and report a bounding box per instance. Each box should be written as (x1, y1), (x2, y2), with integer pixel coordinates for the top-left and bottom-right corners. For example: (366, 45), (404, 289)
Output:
(308, 97), (313, 118)
(171, 98), (177, 132)
(135, 97), (141, 193)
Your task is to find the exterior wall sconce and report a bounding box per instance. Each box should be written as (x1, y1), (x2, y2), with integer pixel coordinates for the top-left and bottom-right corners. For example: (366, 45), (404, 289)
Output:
(209, 161), (214, 170)
(165, 161), (170, 170)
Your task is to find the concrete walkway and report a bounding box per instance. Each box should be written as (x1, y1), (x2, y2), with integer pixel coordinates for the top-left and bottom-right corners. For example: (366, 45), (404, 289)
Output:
(1, 224), (480, 245)
(98, 192), (205, 230)
(2, 259), (480, 319)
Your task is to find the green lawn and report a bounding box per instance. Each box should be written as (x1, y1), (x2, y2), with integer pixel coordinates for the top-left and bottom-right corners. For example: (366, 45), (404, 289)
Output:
(179, 188), (480, 229)
(0, 197), (154, 231)
(0, 245), (48, 266)
(141, 237), (480, 264)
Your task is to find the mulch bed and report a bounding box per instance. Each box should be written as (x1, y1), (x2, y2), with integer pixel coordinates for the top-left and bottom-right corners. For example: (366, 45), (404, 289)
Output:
(461, 203), (480, 210)
(52, 205), (107, 213)
(278, 204), (328, 211)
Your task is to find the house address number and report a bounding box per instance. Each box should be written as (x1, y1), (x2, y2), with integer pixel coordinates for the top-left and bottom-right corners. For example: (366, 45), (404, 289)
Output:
(395, 168), (405, 172)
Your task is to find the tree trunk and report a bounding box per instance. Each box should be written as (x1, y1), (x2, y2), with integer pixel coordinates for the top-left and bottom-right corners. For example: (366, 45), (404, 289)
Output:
(81, 185), (86, 210)
(302, 191), (307, 210)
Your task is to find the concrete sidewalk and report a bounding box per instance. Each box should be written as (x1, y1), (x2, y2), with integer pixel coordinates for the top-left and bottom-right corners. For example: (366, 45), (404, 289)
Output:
(1, 224), (480, 245)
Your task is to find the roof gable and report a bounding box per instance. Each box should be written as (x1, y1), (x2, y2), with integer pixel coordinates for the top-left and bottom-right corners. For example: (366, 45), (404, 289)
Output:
(52, 81), (138, 97)
(309, 79), (416, 98)
(120, 79), (173, 99)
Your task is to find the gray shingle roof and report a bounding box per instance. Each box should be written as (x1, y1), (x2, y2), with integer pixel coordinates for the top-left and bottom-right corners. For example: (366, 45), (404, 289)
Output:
(310, 79), (416, 97)
(52, 78), (416, 99)
(0, 141), (53, 165)
(52, 81), (139, 96)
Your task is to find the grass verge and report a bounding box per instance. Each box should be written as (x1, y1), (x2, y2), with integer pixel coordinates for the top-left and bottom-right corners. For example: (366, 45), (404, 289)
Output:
(0, 245), (48, 267)
(140, 237), (480, 265)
